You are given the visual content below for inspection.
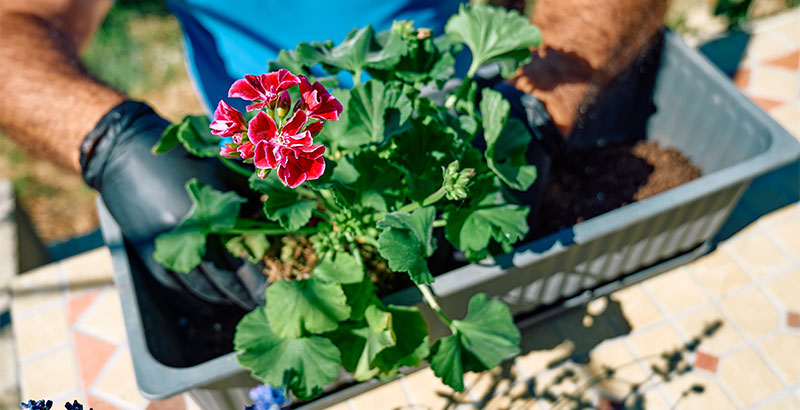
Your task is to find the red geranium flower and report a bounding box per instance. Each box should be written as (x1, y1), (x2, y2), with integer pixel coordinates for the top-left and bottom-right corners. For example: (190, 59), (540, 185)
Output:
(209, 101), (247, 137)
(298, 76), (343, 121)
(229, 69), (301, 111)
(248, 110), (325, 188)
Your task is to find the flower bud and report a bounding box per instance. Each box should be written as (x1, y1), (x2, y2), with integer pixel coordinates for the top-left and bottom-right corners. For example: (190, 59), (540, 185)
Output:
(416, 28), (432, 39)
(391, 20), (416, 38)
(276, 92), (291, 118)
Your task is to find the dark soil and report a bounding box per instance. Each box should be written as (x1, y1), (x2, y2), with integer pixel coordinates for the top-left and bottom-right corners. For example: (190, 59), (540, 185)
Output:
(531, 140), (701, 238)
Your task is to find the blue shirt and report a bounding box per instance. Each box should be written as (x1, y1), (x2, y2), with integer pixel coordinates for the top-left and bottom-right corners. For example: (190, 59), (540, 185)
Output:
(166, 0), (462, 113)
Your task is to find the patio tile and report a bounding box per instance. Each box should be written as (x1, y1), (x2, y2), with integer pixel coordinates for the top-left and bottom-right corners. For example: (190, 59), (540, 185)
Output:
(93, 347), (146, 408)
(761, 394), (800, 410)
(515, 340), (572, 377)
(77, 288), (126, 344)
(61, 247), (114, 289)
(13, 304), (70, 358)
(750, 66), (799, 102)
(733, 67), (751, 89)
(746, 32), (796, 63)
(10, 264), (64, 314)
(146, 394), (186, 410)
(466, 365), (514, 402)
(766, 270), (800, 311)
(769, 104), (800, 130)
(721, 287), (780, 339)
(628, 323), (684, 367)
(693, 351), (719, 374)
(483, 381), (541, 410)
(725, 230), (792, 278)
(404, 369), (463, 409)
(760, 333), (800, 384)
(661, 372), (735, 410)
(689, 251), (751, 298)
(349, 379), (409, 410)
(774, 20), (800, 47)
(751, 96), (786, 111)
(642, 389), (670, 410)
(67, 290), (101, 326)
(677, 305), (743, 355)
(533, 363), (591, 405)
(87, 394), (125, 410)
(19, 346), (79, 399)
(322, 401), (351, 410)
(788, 312), (800, 328)
(759, 203), (800, 226)
(718, 347), (783, 407)
(770, 215), (800, 256)
(586, 342), (647, 397)
(610, 286), (663, 331)
(644, 268), (706, 315)
(764, 50), (800, 71)
(73, 330), (117, 390)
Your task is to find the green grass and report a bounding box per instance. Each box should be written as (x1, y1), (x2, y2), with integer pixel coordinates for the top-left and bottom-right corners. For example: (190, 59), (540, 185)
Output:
(82, 0), (183, 95)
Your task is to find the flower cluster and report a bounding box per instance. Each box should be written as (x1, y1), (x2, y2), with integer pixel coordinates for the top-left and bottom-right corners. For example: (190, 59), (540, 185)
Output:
(20, 400), (91, 410)
(245, 384), (289, 410)
(211, 69), (342, 188)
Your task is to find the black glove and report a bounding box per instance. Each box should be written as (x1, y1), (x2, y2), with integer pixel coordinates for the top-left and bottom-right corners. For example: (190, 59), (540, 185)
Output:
(81, 101), (265, 309)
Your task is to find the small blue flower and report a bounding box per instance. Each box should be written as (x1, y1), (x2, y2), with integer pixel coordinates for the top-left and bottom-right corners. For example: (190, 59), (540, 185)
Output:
(248, 384), (289, 410)
(20, 400), (53, 410)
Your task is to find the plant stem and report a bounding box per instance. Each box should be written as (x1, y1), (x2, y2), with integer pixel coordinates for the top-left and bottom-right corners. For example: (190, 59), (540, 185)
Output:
(219, 157), (252, 178)
(417, 284), (452, 325)
(432, 219), (447, 228)
(353, 70), (362, 85)
(212, 226), (319, 236)
(396, 187), (448, 214)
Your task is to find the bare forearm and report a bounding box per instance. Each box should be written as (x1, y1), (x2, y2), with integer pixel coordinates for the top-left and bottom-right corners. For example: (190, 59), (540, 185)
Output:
(0, 10), (124, 172)
(514, 0), (668, 136)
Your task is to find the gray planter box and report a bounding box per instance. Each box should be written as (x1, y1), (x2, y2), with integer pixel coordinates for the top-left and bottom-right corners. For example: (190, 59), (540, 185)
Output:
(99, 31), (800, 409)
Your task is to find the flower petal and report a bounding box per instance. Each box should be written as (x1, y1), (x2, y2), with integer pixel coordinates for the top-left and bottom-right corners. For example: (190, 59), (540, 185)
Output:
(282, 110), (307, 136)
(237, 141), (255, 159)
(306, 121), (323, 137)
(253, 141), (271, 169)
(248, 111), (278, 144)
(228, 74), (265, 101)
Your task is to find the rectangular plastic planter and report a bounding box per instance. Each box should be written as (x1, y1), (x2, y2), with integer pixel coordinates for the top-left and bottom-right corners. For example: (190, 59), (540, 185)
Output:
(99, 30), (800, 410)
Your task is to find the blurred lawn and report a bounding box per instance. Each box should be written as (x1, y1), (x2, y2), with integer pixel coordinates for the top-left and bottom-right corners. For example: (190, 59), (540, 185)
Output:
(0, 0), (796, 243)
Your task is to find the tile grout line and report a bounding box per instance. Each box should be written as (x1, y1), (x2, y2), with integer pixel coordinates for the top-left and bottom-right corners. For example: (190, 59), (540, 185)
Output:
(87, 347), (144, 410)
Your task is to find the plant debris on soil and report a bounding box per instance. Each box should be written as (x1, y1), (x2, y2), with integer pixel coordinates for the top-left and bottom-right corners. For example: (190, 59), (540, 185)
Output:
(531, 140), (701, 238)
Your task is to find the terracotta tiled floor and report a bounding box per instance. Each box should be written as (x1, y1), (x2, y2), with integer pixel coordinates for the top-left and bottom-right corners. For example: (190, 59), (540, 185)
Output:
(9, 9), (800, 410)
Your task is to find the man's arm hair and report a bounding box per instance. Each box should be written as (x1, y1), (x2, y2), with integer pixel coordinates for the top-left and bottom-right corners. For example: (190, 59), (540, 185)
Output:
(0, 0), (126, 172)
(514, 0), (668, 136)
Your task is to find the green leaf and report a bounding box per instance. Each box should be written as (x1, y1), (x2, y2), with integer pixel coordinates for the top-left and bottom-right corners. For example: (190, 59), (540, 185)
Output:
(313, 251), (364, 284)
(430, 293), (520, 391)
(153, 230), (206, 274)
(234, 307), (341, 400)
(182, 179), (246, 232)
(480, 88), (537, 191)
(452, 293), (520, 367)
(176, 115), (221, 157)
(376, 207), (436, 285)
(266, 277), (351, 338)
(445, 3), (541, 77)
(347, 80), (412, 146)
(445, 202), (529, 253)
(263, 189), (316, 231)
(298, 26), (406, 76)
(152, 179), (246, 273)
(225, 233), (269, 264)
(315, 89), (353, 150)
(152, 122), (180, 154)
(371, 305), (429, 372)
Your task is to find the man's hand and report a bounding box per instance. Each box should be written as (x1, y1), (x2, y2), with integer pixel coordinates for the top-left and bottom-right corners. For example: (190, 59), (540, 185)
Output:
(83, 101), (265, 309)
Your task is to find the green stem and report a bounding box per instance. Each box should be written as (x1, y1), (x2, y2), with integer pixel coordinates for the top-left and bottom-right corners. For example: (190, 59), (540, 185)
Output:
(417, 284), (452, 325)
(212, 226), (319, 236)
(432, 219), (447, 228)
(353, 70), (362, 85)
(396, 187), (448, 214)
(219, 157), (252, 178)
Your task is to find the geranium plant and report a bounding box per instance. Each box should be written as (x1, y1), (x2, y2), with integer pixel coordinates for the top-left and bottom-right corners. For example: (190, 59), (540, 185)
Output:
(152, 4), (541, 401)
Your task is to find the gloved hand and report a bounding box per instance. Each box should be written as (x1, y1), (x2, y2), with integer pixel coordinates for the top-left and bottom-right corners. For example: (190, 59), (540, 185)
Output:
(80, 101), (265, 310)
